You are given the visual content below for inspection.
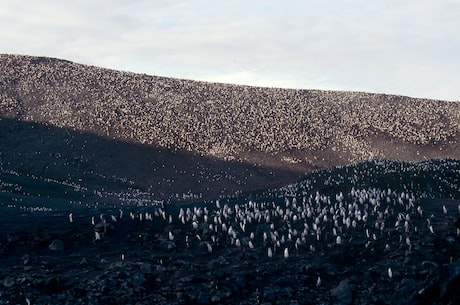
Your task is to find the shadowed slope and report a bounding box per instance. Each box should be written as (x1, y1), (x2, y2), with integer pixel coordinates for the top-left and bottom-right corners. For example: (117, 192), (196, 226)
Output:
(1, 54), (459, 175)
(0, 118), (300, 202)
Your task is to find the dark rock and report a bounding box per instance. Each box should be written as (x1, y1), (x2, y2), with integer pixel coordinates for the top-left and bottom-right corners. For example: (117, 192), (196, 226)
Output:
(415, 245), (436, 261)
(22, 254), (31, 265)
(176, 291), (184, 300)
(421, 260), (439, 269)
(160, 241), (177, 251)
(212, 267), (226, 279)
(401, 278), (416, 287)
(440, 259), (460, 302)
(49, 239), (64, 251)
(330, 279), (354, 305)
(235, 273), (249, 289)
(6, 232), (19, 243)
(43, 277), (61, 294)
(263, 287), (276, 302)
(399, 278), (417, 297)
(71, 286), (87, 298)
(140, 262), (152, 274)
(79, 257), (88, 266)
(448, 258), (460, 279)
(322, 263), (339, 276)
(197, 291), (211, 304)
(100, 284), (110, 294)
(130, 272), (146, 287)
(416, 276), (442, 304)
(211, 295), (221, 303)
(34, 227), (52, 243)
(2, 277), (15, 288)
(404, 255), (414, 265)
(366, 266), (381, 279)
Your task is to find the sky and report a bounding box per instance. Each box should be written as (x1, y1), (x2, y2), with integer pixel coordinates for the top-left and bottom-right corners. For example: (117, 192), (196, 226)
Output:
(1, 0), (460, 101)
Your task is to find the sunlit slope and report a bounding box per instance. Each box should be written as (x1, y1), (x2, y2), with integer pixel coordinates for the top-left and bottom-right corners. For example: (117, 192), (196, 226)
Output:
(1, 54), (459, 173)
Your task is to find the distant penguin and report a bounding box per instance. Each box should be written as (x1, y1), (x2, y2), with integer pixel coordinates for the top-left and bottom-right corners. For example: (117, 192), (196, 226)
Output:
(442, 205), (448, 215)
(283, 247), (289, 258)
(235, 239), (241, 248)
(336, 236), (342, 245)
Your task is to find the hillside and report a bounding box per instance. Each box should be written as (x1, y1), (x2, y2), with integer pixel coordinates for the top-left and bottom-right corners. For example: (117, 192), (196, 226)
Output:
(1, 55), (460, 304)
(1, 54), (460, 201)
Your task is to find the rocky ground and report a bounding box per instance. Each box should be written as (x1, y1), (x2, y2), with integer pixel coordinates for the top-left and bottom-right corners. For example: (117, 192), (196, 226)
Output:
(1, 160), (459, 305)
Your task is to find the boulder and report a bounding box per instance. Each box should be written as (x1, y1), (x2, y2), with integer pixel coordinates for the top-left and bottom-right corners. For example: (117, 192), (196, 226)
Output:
(48, 239), (64, 251)
(330, 279), (354, 305)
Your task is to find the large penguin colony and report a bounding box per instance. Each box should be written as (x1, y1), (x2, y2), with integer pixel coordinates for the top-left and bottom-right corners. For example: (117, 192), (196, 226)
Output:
(1, 55), (459, 165)
(1, 159), (459, 304)
(1, 54), (459, 202)
(0, 55), (459, 304)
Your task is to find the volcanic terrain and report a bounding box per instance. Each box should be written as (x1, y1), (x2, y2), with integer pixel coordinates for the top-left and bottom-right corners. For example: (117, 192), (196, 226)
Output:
(0, 54), (459, 304)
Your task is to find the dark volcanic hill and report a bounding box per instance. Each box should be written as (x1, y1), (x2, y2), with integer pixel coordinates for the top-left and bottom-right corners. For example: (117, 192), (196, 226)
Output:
(1, 54), (459, 201)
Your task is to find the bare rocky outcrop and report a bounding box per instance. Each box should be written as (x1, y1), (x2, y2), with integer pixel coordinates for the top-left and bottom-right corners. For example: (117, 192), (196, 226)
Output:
(1, 54), (459, 173)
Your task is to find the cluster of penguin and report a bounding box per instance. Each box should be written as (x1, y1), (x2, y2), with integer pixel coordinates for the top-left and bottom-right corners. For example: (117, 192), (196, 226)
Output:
(70, 186), (459, 269)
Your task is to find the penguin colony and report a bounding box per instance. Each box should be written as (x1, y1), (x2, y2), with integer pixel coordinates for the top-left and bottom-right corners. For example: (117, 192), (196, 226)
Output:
(79, 186), (458, 266)
(2, 54), (459, 164)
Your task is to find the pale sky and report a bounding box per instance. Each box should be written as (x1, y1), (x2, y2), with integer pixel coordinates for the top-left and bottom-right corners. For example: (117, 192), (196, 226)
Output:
(1, 0), (460, 101)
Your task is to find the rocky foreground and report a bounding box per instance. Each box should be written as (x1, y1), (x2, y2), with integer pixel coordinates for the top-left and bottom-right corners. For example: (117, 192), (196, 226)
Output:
(1, 159), (459, 305)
